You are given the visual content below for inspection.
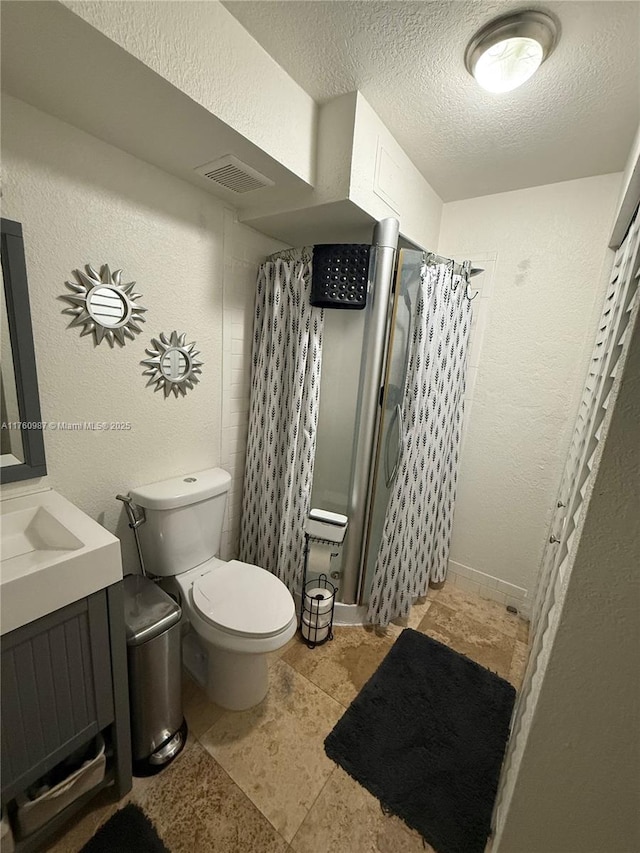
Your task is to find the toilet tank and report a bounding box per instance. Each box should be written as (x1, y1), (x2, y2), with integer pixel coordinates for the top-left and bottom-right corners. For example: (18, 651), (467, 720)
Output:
(129, 468), (232, 577)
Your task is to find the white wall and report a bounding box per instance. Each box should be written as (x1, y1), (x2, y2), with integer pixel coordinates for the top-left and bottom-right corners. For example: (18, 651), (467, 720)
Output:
(242, 90), (444, 249)
(242, 92), (358, 229)
(350, 93), (442, 250)
(494, 306), (640, 853)
(62, 0), (317, 185)
(438, 173), (622, 603)
(0, 95), (282, 572)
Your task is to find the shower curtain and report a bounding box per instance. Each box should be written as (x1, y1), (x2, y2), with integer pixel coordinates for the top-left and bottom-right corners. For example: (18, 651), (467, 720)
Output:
(239, 249), (324, 595)
(367, 262), (473, 627)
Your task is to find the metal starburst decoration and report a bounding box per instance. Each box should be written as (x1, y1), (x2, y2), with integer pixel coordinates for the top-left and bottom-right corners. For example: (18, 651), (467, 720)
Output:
(60, 264), (147, 347)
(142, 331), (203, 398)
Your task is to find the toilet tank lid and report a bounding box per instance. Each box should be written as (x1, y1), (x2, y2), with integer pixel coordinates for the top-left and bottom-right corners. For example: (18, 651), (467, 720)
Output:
(129, 468), (231, 510)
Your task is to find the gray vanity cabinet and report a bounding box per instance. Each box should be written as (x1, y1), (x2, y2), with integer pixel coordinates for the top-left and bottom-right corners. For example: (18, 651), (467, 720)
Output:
(1, 582), (131, 851)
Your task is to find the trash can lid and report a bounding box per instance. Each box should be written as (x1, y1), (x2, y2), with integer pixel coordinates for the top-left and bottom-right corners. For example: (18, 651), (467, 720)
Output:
(123, 574), (182, 645)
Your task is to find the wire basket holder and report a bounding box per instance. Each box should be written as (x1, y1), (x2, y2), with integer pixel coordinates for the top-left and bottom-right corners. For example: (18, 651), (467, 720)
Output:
(301, 569), (336, 649)
(300, 511), (348, 648)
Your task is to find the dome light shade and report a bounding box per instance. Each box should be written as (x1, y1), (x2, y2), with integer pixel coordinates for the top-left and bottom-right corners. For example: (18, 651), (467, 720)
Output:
(465, 11), (558, 94)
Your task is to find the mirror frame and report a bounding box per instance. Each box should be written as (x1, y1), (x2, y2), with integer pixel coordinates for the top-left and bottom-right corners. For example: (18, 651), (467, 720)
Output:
(1, 218), (47, 483)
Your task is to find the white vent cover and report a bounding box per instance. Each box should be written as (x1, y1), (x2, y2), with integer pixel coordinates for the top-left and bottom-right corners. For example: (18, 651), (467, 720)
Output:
(194, 155), (274, 194)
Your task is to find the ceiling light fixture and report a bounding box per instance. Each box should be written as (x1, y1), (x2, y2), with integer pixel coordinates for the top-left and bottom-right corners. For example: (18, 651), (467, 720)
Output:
(465, 11), (559, 94)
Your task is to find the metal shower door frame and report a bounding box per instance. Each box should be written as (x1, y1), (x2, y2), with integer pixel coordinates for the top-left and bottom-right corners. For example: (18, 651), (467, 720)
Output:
(355, 247), (416, 605)
(339, 218), (399, 604)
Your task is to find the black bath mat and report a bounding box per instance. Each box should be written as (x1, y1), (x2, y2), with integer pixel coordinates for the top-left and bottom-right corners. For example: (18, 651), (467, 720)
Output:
(324, 628), (516, 853)
(81, 803), (169, 853)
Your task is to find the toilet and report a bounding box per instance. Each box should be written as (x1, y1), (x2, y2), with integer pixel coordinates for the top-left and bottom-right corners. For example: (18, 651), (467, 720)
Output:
(128, 468), (296, 711)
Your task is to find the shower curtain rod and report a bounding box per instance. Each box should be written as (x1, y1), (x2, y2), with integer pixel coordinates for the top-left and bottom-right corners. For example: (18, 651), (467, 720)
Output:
(264, 246), (483, 279)
(423, 253), (484, 279)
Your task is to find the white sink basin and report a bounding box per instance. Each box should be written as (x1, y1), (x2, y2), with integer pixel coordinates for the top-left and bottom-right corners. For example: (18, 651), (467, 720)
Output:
(1, 489), (122, 635)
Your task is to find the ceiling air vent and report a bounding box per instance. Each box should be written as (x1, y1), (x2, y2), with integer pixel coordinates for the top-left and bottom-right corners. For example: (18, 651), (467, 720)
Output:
(194, 155), (274, 194)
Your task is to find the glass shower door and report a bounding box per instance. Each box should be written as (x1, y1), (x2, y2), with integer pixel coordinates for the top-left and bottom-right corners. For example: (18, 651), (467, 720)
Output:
(359, 249), (423, 604)
(311, 241), (391, 595)
(311, 225), (399, 604)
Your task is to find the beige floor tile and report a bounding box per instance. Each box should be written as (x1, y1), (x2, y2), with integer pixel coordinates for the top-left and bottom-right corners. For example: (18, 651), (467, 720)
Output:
(282, 626), (395, 707)
(429, 582), (522, 639)
(418, 602), (515, 680)
(290, 766), (433, 853)
(369, 623), (399, 640)
(516, 617), (530, 644)
(132, 739), (288, 853)
(387, 596), (433, 636)
(507, 640), (530, 690)
(267, 632), (299, 664)
(199, 659), (344, 843)
(182, 671), (225, 739)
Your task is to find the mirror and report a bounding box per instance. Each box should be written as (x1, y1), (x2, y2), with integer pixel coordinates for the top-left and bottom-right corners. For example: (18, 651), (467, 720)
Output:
(1, 262), (24, 464)
(161, 348), (190, 381)
(1, 218), (47, 482)
(142, 331), (203, 398)
(86, 285), (130, 327)
(61, 264), (146, 347)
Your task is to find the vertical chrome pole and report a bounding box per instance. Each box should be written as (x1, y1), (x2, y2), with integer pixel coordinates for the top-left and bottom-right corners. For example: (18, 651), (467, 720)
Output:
(340, 218), (399, 603)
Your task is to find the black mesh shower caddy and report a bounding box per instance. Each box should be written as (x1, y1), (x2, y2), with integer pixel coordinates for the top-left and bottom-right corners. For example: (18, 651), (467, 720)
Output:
(310, 244), (371, 309)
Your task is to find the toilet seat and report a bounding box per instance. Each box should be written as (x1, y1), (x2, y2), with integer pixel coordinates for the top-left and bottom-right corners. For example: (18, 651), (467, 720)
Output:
(191, 560), (295, 640)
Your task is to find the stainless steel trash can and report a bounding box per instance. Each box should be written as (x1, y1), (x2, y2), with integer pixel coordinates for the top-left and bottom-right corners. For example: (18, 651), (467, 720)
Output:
(123, 574), (187, 776)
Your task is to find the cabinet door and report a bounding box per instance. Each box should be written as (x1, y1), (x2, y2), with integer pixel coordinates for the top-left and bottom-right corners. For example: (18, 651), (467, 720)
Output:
(1, 592), (114, 801)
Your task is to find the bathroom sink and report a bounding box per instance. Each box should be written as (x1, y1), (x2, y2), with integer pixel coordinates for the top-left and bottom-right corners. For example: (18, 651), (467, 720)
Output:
(0, 489), (122, 635)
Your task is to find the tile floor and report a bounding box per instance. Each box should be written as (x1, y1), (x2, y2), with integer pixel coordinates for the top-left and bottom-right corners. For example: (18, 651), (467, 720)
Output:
(43, 583), (530, 853)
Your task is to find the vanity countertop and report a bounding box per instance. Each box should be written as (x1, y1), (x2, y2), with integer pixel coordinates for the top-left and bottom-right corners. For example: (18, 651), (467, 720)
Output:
(0, 488), (122, 635)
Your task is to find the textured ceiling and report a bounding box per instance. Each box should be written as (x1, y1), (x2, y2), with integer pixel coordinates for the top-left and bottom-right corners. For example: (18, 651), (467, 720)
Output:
(223, 0), (640, 201)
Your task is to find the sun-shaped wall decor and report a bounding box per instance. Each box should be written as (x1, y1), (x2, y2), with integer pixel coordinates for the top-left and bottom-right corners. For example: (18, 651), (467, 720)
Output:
(61, 264), (147, 347)
(142, 331), (203, 398)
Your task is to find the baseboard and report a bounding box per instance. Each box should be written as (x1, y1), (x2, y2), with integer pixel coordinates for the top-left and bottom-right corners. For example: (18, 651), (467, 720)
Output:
(333, 602), (368, 626)
(447, 560), (530, 619)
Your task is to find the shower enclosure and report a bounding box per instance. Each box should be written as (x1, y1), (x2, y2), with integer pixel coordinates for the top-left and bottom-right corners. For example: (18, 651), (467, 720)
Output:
(312, 219), (433, 615)
(240, 215), (472, 623)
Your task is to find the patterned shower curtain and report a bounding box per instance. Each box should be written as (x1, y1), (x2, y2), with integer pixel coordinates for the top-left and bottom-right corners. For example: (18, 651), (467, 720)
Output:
(239, 249), (324, 595)
(367, 262), (473, 627)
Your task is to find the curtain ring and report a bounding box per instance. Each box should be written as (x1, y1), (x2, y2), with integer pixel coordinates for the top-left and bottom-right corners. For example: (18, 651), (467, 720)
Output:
(447, 258), (460, 292)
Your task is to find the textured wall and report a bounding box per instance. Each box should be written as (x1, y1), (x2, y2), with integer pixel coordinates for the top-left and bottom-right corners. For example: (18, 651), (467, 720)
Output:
(0, 95), (281, 573)
(62, 0), (317, 185)
(350, 93), (442, 250)
(494, 307), (640, 853)
(241, 90), (444, 249)
(438, 173), (621, 597)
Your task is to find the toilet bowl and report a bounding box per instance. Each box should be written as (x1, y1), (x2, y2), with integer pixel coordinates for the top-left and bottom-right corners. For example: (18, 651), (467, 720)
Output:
(171, 559), (296, 710)
(128, 468), (297, 711)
